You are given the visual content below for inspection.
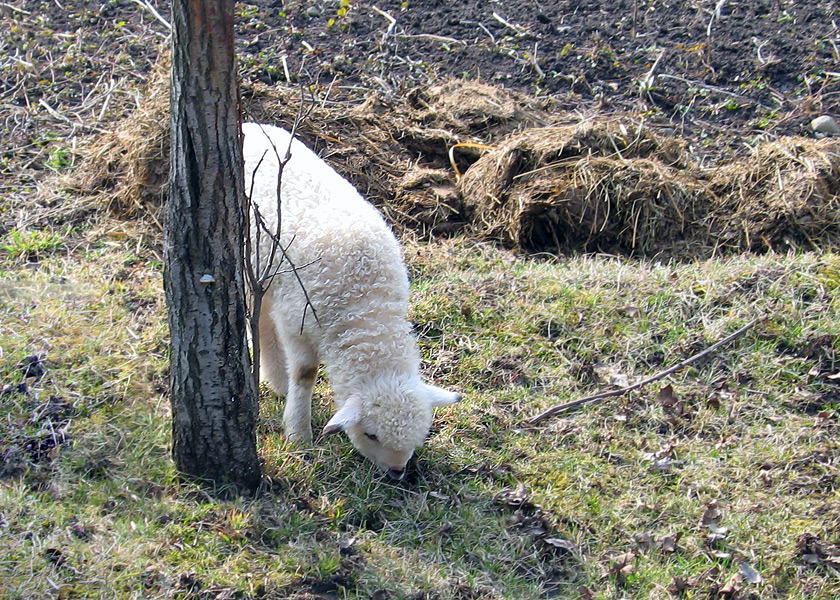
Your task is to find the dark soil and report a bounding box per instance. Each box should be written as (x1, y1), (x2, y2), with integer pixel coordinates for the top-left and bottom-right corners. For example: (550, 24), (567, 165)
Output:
(240, 0), (838, 142)
(2, 0), (839, 248)
(0, 383), (74, 478)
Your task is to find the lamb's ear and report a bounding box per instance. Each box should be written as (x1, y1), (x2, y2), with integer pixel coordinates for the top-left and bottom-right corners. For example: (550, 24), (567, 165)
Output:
(422, 383), (461, 408)
(322, 396), (362, 436)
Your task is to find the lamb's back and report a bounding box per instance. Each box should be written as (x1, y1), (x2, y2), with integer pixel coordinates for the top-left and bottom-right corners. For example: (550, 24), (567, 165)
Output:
(243, 123), (410, 343)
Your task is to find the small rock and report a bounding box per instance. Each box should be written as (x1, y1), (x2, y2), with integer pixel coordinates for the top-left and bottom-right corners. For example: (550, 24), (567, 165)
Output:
(305, 5), (321, 17)
(811, 115), (840, 136)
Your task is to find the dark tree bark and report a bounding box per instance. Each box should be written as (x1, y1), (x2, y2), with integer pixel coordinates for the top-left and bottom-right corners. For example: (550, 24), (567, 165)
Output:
(165, 0), (261, 493)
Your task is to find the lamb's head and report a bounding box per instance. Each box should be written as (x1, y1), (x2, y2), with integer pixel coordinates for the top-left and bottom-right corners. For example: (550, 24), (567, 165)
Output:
(322, 377), (459, 480)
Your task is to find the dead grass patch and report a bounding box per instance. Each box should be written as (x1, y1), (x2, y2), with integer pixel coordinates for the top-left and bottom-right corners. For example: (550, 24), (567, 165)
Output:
(48, 57), (171, 227)
(38, 55), (840, 258)
(709, 137), (840, 252)
(458, 123), (709, 254)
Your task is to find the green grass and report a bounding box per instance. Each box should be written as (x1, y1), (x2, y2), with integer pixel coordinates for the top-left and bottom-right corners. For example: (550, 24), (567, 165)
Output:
(1, 235), (839, 599)
(1, 228), (63, 261)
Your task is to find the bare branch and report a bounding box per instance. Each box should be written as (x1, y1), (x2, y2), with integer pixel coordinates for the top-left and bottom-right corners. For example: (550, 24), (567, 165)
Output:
(243, 87), (320, 391)
(131, 0), (172, 31)
(371, 5), (397, 38)
(527, 316), (765, 424)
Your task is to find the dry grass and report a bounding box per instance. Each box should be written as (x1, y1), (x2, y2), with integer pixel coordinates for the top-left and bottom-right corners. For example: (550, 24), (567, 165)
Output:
(458, 121), (707, 254)
(709, 137), (840, 253)
(45, 56), (171, 228)
(38, 60), (840, 260)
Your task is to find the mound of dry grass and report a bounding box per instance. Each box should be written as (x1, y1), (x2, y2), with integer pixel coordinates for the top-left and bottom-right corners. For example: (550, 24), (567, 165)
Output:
(709, 137), (840, 252)
(51, 58), (171, 227)
(42, 55), (840, 257)
(458, 123), (708, 254)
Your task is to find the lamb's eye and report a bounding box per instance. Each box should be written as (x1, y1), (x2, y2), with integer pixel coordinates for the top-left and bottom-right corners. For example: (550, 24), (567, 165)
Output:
(364, 433), (378, 441)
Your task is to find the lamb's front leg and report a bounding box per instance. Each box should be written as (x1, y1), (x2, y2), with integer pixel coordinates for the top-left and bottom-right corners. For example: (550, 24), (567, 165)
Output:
(282, 335), (319, 443)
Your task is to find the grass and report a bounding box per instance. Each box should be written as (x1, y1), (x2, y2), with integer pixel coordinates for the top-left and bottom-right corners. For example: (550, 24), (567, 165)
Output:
(1, 228), (63, 261)
(1, 233), (839, 599)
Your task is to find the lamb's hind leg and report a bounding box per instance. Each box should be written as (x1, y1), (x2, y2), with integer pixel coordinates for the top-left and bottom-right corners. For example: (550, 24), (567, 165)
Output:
(258, 298), (288, 397)
(281, 332), (319, 443)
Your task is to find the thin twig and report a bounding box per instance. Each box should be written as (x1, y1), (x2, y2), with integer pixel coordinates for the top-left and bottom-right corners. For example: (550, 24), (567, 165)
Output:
(707, 0), (725, 38)
(530, 42), (544, 79)
(448, 142), (495, 180)
(395, 33), (466, 46)
(1, 2), (30, 14)
(244, 89), (320, 391)
(280, 55), (291, 83)
(465, 20), (496, 44)
(527, 316), (765, 424)
(371, 5), (397, 37)
(492, 11), (528, 36)
(639, 49), (665, 94)
(656, 73), (775, 110)
(131, 0), (171, 30)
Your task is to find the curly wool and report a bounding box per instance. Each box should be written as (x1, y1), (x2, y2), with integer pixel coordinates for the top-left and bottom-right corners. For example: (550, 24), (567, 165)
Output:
(243, 122), (433, 453)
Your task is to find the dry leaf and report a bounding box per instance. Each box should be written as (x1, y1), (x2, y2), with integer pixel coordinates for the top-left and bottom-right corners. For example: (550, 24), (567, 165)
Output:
(577, 584), (595, 600)
(646, 444), (684, 472)
(542, 537), (576, 553)
(610, 551), (636, 577)
(594, 364), (631, 388)
(661, 531), (682, 553)
(796, 532), (840, 567)
(617, 305), (642, 317)
(739, 561), (762, 584)
(516, 514), (549, 536)
(669, 576), (691, 593)
(646, 444), (675, 461)
(339, 537), (357, 555)
(700, 501), (722, 528)
(652, 456), (675, 472)
(707, 521), (729, 536)
(633, 531), (653, 550)
(494, 482), (529, 508)
(658, 384), (680, 407)
(719, 571), (743, 595)
(706, 390), (726, 410)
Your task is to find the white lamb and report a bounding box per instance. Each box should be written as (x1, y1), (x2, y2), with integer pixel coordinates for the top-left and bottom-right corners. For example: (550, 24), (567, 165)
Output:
(243, 122), (459, 480)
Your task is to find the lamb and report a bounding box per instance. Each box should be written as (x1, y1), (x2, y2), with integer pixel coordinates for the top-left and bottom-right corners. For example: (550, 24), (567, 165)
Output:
(243, 122), (459, 480)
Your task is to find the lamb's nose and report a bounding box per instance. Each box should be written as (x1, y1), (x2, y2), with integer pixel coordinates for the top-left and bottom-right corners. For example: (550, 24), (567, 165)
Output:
(386, 468), (405, 481)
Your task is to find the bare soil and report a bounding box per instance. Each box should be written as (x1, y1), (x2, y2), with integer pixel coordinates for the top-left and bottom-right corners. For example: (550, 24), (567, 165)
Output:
(240, 0), (839, 143)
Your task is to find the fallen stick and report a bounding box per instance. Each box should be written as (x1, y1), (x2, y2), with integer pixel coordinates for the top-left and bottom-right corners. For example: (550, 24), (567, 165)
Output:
(656, 74), (775, 111)
(527, 316), (764, 424)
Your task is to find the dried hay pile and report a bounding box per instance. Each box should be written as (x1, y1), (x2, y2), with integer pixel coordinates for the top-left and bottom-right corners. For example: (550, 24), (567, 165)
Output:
(53, 59), (171, 225)
(708, 137), (840, 252)
(48, 68), (548, 235)
(406, 80), (549, 135)
(43, 56), (840, 257)
(458, 122), (710, 254)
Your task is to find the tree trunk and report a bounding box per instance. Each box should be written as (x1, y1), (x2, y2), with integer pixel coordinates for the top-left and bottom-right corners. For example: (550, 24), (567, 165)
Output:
(165, 0), (261, 493)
